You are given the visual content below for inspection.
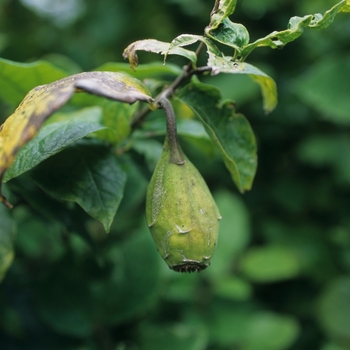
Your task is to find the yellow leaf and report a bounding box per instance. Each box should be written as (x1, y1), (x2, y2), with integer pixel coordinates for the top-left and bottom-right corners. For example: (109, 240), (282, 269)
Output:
(0, 71), (153, 208)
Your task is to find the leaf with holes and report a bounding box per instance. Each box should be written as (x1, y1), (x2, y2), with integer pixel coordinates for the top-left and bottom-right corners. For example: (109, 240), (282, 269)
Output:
(205, 41), (277, 113)
(165, 35), (276, 112)
(239, 0), (350, 60)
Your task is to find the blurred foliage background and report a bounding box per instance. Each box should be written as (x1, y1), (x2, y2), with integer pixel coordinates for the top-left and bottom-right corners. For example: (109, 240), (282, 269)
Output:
(1, 0), (350, 349)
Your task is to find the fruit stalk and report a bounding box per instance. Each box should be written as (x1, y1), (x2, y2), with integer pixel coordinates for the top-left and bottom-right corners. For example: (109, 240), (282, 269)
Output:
(159, 96), (185, 165)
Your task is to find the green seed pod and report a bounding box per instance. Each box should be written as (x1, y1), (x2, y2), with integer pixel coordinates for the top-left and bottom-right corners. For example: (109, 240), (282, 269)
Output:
(146, 132), (221, 273)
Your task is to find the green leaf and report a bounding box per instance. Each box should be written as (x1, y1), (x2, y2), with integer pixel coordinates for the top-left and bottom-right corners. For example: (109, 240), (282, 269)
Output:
(213, 277), (253, 301)
(139, 323), (208, 350)
(93, 100), (138, 145)
(96, 225), (162, 325)
(244, 311), (300, 350)
(340, 0), (350, 12)
(162, 35), (276, 113)
(169, 34), (203, 49)
(239, 0), (350, 60)
(206, 190), (251, 279)
(321, 343), (350, 350)
(132, 138), (164, 172)
(201, 38), (277, 113)
(0, 204), (15, 283)
(212, 60), (276, 113)
(165, 34), (203, 62)
(208, 303), (299, 349)
(15, 212), (64, 261)
(30, 140), (127, 232)
(34, 254), (97, 338)
(240, 245), (300, 282)
(0, 58), (68, 105)
(123, 39), (197, 69)
(3, 107), (107, 182)
(292, 54), (350, 125)
(318, 277), (350, 341)
(297, 134), (350, 185)
(207, 303), (253, 346)
(246, 64), (278, 114)
(206, 18), (250, 52)
(177, 81), (257, 192)
(209, 0), (237, 30)
(34, 226), (161, 335)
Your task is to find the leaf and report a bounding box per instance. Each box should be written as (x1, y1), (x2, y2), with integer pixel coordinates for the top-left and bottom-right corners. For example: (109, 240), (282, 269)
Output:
(0, 58), (68, 105)
(340, 0), (350, 12)
(0, 204), (15, 283)
(213, 277), (252, 301)
(206, 191), (251, 279)
(209, 0), (237, 30)
(165, 34), (203, 62)
(172, 37), (277, 113)
(318, 277), (350, 341)
(34, 225), (161, 336)
(177, 81), (257, 192)
(139, 323), (208, 350)
(34, 253), (97, 337)
(244, 312), (300, 350)
(297, 134), (350, 185)
(30, 140), (127, 232)
(240, 245), (300, 282)
(206, 51), (277, 113)
(163, 34), (276, 113)
(132, 139), (164, 172)
(292, 54), (350, 125)
(205, 18), (250, 52)
(169, 34), (204, 49)
(239, 0), (350, 61)
(96, 224), (162, 325)
(123, 39), (197, 69)
(0, 71), (153, 207)
(208, 303), (299, 349)
(93, 100), (138, 145)
(3, 107), (106, 183)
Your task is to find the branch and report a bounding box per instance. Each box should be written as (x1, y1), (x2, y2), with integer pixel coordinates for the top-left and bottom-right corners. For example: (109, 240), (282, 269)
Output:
(131, 65), (211, 127)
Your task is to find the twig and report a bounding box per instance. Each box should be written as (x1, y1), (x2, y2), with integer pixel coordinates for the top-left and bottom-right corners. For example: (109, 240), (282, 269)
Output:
(131, 65), (211, 127)
(131, 42), (210, 127)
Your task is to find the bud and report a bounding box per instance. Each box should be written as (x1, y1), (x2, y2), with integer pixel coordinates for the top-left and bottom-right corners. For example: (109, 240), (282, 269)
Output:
(146, 136), (221, 273)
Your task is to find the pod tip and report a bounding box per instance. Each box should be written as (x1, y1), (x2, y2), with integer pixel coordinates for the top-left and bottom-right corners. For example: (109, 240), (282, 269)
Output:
(171, 262), (209, 273)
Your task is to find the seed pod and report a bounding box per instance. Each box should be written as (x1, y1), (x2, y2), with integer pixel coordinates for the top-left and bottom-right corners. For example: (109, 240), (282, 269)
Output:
(146, 135), (221, 273)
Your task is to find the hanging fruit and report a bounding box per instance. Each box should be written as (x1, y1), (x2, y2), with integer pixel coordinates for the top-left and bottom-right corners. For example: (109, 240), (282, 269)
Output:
(146, 97), (221, 273)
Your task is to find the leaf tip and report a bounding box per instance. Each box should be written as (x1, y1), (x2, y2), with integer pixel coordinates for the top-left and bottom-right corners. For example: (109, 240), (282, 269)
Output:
(122, 44), (138, 71)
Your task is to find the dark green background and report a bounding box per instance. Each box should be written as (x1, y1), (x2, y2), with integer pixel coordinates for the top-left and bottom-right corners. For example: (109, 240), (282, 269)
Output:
(1, 0), (350, 349)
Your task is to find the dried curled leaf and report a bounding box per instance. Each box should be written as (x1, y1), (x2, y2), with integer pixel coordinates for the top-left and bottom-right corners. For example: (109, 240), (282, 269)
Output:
(0, 71), (153, 208)
(123, 39), (197, 70)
